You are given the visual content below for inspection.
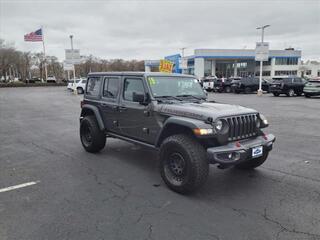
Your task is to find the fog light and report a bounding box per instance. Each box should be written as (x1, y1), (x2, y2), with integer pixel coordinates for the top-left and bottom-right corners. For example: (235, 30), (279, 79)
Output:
(232, 152), (241, 161)
(216, 152), (241, 161)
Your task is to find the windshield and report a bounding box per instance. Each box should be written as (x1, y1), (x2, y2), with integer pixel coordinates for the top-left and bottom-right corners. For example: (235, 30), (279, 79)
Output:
(147, 76), (206, 98)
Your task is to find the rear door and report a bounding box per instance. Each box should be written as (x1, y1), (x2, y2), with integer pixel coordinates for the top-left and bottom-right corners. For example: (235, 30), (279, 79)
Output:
(293, 77), (304, 92)
(85, 76), (102, 109)
(100, 76), (121, 133)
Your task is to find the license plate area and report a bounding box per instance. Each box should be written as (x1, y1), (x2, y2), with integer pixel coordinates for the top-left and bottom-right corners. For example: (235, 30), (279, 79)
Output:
(252, 146), (263, 158)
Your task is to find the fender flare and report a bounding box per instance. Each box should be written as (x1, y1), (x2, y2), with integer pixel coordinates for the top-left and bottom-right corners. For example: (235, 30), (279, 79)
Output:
(80, 104), (105, 131)
(155, 116), (211, 147)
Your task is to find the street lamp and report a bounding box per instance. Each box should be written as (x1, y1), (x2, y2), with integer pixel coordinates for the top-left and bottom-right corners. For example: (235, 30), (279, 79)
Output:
(180, 47), (187, 58)
(256, 24), (270, 96)
(69, 35), (77, 94)
(180, 47), (187, 74)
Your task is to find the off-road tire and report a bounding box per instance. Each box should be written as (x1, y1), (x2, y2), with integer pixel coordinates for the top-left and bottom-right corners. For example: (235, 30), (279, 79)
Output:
(244, 87), (251, 94)
(235, 152), (269, 170)
(80, 115), (106, 153)
(159, 134), (209, 194)
(225, 86), (232, 93)
(273, 93), (280, 97)
(77, 87), (84, 94)
(286, 88), (295, 97)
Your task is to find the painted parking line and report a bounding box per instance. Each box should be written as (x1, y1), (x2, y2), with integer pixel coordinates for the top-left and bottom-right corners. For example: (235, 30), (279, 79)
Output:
(0, 181), (40, 193)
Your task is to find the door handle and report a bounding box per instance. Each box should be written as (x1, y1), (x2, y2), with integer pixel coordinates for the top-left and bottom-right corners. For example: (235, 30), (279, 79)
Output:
(100, 103), (108, 107)
(119, 106), (127, 111)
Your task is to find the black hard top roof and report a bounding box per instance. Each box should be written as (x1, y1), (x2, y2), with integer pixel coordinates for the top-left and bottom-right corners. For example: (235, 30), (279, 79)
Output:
(87, 71), (194, 78)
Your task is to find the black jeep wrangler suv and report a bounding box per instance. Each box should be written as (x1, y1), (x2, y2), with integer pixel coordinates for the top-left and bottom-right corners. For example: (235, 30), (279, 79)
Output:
(269, 77), (306, 97)
(231, 77), (270, 94)
(80, 72), (276, 194)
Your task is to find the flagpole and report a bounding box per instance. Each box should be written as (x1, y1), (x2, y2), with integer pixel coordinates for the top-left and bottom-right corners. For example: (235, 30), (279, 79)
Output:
(42, 26), (48, 82)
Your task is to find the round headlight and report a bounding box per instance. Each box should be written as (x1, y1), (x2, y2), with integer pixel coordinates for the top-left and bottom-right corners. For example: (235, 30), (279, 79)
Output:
(214, 120), (223, 131)
(259, 114), (268, 127)
(259, 114), (268, 125)
(256, 117), (261, 128)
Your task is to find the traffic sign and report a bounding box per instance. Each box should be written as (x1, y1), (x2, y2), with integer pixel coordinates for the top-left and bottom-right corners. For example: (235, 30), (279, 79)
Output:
(255, 42), (269, 61)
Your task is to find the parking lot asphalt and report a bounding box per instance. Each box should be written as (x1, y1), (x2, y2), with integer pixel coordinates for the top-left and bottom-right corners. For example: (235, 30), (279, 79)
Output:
(0, 87), (319, 240)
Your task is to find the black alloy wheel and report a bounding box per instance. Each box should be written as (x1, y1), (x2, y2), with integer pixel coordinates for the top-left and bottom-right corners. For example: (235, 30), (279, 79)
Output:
(163, 152), (187, 186)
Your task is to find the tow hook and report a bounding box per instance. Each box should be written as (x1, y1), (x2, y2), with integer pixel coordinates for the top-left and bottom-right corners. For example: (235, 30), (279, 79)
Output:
(217, 164), (231, 169)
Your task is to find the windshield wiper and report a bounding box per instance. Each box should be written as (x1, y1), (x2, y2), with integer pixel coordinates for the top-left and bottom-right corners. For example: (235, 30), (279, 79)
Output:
(154, 95), (183, 101)
(176, 94), (205, 100)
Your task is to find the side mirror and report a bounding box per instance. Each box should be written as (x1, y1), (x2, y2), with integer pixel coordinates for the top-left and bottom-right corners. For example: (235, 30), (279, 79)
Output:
(132, 92), (148, 105)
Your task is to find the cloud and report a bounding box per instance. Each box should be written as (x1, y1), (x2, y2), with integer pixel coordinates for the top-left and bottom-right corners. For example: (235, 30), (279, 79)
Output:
(0, 0), (319, 61)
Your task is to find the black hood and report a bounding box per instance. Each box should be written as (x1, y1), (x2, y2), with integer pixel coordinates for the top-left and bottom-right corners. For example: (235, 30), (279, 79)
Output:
(156, 101), (257, 121)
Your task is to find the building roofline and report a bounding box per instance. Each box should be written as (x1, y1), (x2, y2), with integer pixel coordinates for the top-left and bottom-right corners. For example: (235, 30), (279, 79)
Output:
(87, 71), (194, 78)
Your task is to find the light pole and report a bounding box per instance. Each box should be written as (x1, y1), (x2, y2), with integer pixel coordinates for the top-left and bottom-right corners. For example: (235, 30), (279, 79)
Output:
(180, 47), (186, 58)
(256, 24), (270, 96)
(70, 35), (77, 94)
(180, 47), (187, 74)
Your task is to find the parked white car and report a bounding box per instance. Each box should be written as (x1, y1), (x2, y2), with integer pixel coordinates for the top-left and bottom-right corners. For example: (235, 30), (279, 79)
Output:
(67, 78), (87, 94)
(47, 76), (57, 83)
(202, 76), (217, 92)
(67, 79), (78, 91)
(75, 78), (87, 94)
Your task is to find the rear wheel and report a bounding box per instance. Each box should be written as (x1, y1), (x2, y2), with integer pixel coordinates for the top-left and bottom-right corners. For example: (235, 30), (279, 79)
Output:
(273, 93), (280, 97)
(160, 134), (209, 194)
(80, 115), (106, 153)
(77, 87), (84, 94)
(235, 153), (269, 170)
(244, 87), (251, 94)
(225, 86), (232, 93)
(286, 88), (295, 97)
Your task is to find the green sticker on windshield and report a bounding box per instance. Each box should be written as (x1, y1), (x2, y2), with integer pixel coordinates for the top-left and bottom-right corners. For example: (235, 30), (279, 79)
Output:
(148, 77), (156, 85)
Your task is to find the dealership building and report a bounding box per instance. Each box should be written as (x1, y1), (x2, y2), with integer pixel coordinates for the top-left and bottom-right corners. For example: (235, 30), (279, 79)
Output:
(145, 48), (303, 79)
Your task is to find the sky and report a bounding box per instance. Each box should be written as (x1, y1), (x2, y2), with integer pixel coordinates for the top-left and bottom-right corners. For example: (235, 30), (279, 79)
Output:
(0, 0), (319, 61)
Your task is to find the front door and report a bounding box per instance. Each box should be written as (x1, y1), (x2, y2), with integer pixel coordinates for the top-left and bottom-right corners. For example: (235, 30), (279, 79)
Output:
(118, 77), (156, 143)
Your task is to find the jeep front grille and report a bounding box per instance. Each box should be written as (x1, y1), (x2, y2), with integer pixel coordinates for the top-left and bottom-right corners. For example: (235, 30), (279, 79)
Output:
(225, 114), (257, 141)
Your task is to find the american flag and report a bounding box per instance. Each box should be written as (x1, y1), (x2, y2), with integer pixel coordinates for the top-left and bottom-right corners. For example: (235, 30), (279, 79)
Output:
(24, 28), (43, 42)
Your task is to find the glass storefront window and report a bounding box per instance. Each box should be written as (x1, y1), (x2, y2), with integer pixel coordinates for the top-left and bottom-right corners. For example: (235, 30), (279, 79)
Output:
(275, 58), (298, 65)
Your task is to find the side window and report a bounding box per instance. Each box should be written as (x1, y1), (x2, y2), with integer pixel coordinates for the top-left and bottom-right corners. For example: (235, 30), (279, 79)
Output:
(284, 79), (292, 84)
(86, 77), (101, 96)
(123, 78), (145, 101)
(103, 77), (119, 99)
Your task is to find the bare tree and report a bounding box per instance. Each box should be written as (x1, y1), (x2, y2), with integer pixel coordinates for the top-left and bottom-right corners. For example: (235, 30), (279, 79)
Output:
(0, 38), (146, 82)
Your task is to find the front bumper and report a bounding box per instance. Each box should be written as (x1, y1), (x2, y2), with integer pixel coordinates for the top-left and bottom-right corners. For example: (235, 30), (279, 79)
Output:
(304, 90), (320, 95)
(207, 134), (276, 165)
